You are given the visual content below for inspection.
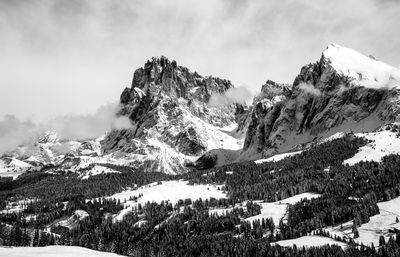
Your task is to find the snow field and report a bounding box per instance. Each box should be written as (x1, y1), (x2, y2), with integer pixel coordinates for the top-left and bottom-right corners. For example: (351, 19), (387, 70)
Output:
(107, 180), (227, 221)
(208, 192), (321, 227)
(272, 235), (347, 249)
(0, 246), (123, 257)
(245, 193), (321, 226)
(344, 130), (400, 165)
(324, 196), (400, 247)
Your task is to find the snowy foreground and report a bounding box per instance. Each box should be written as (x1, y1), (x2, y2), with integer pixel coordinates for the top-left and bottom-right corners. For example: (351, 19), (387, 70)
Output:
(108, 180), (227, 221)
(0, 246), (122, 257)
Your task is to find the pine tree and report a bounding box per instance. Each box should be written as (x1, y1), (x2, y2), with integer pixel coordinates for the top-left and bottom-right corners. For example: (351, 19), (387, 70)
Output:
(379, 235), (386, 246)
(352, 223), (359, 239)
(32, 229), (40, 247)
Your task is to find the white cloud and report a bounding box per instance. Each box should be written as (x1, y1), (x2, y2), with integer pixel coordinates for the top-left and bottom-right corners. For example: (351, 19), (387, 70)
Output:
(298, 83), (321, 96)
(208, 86), (253, 107)
(0, 0), (399, 121)
(0, 102), (132, 155)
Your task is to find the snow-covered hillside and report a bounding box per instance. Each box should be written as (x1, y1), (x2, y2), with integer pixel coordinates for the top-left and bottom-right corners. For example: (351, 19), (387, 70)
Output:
(209, 192), (320, 227)
(0, 158), (33, 179)
(273, 235), (347, 249)
(0, 246), (122, 257)
(344, 129), (400, 165)
(107, 180), (227, 221)
(53, 210), (89, 229)
(325, 195), (400, 247)
(245, 193), (321, 226)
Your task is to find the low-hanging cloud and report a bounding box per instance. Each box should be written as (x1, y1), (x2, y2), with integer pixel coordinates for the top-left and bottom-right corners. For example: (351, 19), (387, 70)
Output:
(0, 103), (132, 155)
(298, 83), (322, 96)
(0, 115), (39, 156)
(208, 86), (253, 107)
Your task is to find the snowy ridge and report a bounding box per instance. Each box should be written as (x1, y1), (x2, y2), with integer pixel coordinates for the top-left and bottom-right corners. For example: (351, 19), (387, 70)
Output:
(323, 44), (399, 89)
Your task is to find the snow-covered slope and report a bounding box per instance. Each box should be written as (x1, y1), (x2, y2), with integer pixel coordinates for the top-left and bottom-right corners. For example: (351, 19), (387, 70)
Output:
(107, 180), (227, 221)
(323, 44), (398, 89)
(344, 128), (400, 165)
(245, 193), (321, 226)
(54, 210), (89, 229)
(254, 150), (302, 164)
(0, 158), (33, 179)
(0, 246), (123, 257)
(273, 235), (347, 249)
(325, 195), (400, 247)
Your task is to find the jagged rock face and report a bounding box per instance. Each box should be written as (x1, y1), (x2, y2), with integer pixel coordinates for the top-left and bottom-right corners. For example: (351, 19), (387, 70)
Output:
(242, 44), (400, 159)
(101, 56), (242, 174)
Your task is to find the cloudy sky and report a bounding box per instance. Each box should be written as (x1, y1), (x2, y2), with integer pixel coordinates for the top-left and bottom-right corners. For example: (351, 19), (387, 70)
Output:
(0, 0), (399, 121)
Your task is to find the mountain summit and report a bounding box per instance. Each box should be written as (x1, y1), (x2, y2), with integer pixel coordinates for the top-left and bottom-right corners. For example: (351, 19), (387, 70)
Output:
(101, 56), (244, 174)
(241, 44), (400, 160)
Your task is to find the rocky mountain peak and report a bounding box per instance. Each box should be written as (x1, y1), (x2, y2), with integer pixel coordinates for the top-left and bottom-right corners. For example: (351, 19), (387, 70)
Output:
(123, 56), (233, 104)
(241, 45), (400, 161)
(101, 56), (242, 174)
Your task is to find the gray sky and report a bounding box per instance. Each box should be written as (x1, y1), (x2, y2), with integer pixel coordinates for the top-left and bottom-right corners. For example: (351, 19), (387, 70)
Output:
(0, 0), (399, 121)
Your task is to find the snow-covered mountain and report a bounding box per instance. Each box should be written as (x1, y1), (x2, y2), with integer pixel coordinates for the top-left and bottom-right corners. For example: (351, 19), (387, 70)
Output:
(2, 44), (400, 177)
(241, 44), (400, 161)
(100, 56), (247, 174)
(1, 56), (246, 177)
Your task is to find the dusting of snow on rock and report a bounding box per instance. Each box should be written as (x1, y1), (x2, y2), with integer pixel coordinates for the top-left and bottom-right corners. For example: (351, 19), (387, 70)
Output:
(108, 180), (226, 221)
(0, 246), (123, 257)
(323, 44), (398, 89)
(273, 235), (347, 249)
(343, 130), (400, 165)
(254, 151), (303, 164)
